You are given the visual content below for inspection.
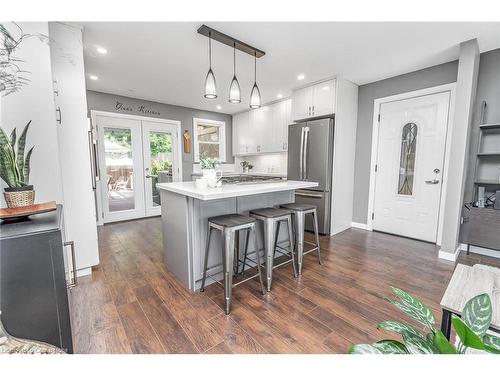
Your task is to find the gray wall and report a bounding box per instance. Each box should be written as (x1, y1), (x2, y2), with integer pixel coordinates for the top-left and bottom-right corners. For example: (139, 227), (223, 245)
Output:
(463, 48), (500, 202)
(352, 61), (459, 224)
(86, 90), (233, 181)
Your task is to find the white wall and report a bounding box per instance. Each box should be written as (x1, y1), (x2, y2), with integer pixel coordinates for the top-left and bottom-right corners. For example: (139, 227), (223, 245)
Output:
(440, 39), (480, 259)
(0, 22), (63, 206)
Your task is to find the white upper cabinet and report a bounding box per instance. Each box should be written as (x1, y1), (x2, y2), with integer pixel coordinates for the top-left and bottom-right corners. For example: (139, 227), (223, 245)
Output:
(292, 85), (314, 121)
(232, 111), (249, 155)
(232, 99), (291, 156)
(292, 79), (336, 121)
(272, 99), (291, 151)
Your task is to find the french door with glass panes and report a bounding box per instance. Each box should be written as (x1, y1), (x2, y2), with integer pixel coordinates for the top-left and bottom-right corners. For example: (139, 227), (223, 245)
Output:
(95, 113), (180, 223)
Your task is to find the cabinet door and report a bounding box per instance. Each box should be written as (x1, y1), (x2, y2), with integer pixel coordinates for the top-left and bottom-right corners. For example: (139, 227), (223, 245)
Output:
(312, 79), (336, 117)
(272, 99), (290, 152)
(249, 106), (271, 153)
(292, 86), (313, 121)
(232, 112), (249, 155)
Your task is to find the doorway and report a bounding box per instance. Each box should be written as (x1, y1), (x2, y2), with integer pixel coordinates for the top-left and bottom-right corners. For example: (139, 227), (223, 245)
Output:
(367, 85), (454, 243)
(93, 111), (181, 223)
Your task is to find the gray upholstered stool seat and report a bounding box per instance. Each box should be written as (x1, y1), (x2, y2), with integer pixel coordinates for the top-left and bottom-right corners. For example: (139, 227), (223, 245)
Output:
(200, 213), (265, 315)
(280, 203), (316, 212)
(208, 214), (255, 228)
(249, 207), (292, 219)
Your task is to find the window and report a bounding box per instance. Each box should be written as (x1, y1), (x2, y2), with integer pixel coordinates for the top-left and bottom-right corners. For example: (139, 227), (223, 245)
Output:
(193, 118), (226, 162)
(398, 123), (418, 195)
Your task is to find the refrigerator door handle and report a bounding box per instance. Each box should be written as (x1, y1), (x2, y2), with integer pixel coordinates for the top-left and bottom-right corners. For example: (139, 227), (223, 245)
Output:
(303, 126), (310, 180)
(295, 191), (323, 199)
(299, 127), (305, 180)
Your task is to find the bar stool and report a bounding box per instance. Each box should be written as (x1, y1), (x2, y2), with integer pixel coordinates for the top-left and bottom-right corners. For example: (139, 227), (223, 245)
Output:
(280, 203), (321, 275)
(248, 207), (297, 292)
(200, 214), (265, 315)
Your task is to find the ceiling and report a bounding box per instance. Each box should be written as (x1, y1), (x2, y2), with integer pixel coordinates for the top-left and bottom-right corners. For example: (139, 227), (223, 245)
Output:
(79, 22), (500, 114)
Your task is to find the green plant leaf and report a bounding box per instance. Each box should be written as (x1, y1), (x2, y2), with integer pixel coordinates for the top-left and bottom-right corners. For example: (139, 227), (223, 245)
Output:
(10, 127), (16, 147)
(432, 330), (457, 354)
(348, 344), (383, 354)
(462, 293), (492, 338)
(0, 127), (9, 148)
(483, 333), (500, 351)
(23, 146), (33, 184)
(378, 321), (423, 339)
(451, 315), (485, 351)
(1, 143), (21, 187)
(372, 340), (408, 354)
(390, 287), (435, 330)
(402, 333), (440, 354)
(0, 147), (18, 187)
(16, 120), (31, 183)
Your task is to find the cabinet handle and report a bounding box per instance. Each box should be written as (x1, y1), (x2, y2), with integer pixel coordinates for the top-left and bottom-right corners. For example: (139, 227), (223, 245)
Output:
(308, 106), (311, 116)
(56, 107), (62, 125)
(64, 241), (77, 288)
(52, 80), (59, 96)
(312, 105), (314, 115)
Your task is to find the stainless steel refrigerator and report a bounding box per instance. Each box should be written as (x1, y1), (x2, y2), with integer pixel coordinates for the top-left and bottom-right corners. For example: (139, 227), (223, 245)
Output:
(287, 117), (334, 234)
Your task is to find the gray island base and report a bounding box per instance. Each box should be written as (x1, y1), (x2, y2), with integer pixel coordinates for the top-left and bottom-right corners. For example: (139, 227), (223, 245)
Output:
(157, 181), (318, 291)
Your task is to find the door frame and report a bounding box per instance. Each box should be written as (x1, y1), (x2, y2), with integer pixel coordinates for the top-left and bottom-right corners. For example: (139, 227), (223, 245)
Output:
(366, 83), (456, 246)
(91, 110), (182, 225)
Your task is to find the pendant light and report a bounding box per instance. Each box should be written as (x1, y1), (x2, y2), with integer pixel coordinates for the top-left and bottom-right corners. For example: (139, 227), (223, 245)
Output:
(204, 32), (217, 99)
(249, 51), (261, 108)
(228, 42), (241, 103)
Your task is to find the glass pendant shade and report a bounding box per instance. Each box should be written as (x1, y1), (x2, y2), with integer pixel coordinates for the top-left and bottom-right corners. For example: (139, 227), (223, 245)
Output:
(204, 32), (217, 99)
(249, 82), (261, 108)
(229, 75), (241, 103)
(204, 68), (217, 99)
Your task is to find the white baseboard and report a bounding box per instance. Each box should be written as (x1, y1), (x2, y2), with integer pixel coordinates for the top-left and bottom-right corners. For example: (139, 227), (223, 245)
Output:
(460, 243), (500, 259)
(438, 246), (460, 262)
(76, 267), (92, 277)
(351, 222), (369, 230)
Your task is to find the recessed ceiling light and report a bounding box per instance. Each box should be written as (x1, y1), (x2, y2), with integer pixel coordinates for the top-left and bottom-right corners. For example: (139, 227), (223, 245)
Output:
(89, 75), (98, 81)
(216, 105), (222, 110)
(96, 46), (107, 55)
(277, 94), (283, 99)
(297, 74), (305, 80)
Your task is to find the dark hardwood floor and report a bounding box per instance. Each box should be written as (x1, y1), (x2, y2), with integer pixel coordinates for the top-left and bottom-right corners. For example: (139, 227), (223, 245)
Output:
(69, 217), (500, 354)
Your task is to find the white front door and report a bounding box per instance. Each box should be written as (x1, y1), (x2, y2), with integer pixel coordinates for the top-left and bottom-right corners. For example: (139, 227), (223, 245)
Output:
(96, 113), (180, 223)
(373, 91), (451, 242)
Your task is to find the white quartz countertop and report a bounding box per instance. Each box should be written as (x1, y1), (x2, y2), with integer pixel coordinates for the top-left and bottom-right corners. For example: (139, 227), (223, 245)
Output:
(157, 180), (319, 201)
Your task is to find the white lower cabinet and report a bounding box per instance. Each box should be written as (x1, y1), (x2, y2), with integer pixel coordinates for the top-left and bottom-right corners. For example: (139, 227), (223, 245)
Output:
(232, 99), (291, 156)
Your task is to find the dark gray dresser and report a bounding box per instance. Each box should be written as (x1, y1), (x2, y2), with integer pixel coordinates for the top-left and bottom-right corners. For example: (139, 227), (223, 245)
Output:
(0, 206), (73, 353)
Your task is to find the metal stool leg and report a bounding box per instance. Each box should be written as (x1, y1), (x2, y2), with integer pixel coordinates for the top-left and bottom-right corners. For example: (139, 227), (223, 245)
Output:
(200, 226), (213, 292)
(295, 212), (305, 275)
(263, 219), (276, 292)
(286, 215), (298, 277)
(311, 210), (322, 265)
(223, 229), (235, 315)
(252, 225), (266, 295)
(241, 228), (250, 274)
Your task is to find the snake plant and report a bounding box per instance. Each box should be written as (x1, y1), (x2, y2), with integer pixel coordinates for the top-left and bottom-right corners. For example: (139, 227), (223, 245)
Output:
(0, 121), (34, 188)
(349, 287), (500, 354)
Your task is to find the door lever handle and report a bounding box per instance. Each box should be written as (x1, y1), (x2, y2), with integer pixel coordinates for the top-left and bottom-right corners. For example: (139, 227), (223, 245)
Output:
(425, 179), (440, 184)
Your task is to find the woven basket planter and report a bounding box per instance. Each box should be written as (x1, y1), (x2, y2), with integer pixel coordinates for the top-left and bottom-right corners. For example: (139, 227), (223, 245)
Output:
(3, 186), (35, 208)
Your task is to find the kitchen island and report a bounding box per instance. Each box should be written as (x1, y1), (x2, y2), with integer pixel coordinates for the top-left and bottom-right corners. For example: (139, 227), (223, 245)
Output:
(156, 180), (318, 291)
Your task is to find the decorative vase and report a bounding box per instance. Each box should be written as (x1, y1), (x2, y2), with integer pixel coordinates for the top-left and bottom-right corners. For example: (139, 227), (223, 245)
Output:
(203, 169), (222, 188)
(3, 185), (35, 208)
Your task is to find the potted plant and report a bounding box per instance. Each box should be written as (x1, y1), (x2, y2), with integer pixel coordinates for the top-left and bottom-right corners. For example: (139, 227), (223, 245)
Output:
(0, 121), (35, 208)
(240, 160), (253, 173)
(349, 286), (500, 354)
(199, 152), (221, 188)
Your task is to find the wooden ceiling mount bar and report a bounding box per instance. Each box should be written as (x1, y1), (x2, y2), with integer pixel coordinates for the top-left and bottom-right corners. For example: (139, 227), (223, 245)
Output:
(197, 24), (265, 58)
